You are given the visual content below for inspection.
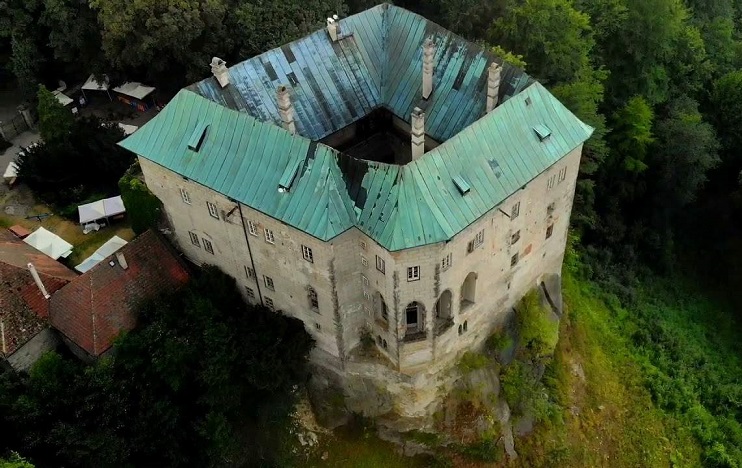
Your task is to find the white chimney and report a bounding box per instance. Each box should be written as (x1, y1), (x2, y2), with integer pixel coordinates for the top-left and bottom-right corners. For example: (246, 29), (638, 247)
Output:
(486, 62), (502, 113)
(115, 252), (128, 270)
(327, 15), (340, 41)
(277, 85), (296, 134)
(27, 263), (50, 299)
(411, 107), (425, 160)
(210, 57), (230, 88)
(422, 39), (435, 99)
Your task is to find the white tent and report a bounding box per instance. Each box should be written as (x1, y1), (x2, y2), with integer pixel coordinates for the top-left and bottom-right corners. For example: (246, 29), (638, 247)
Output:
(78, 195), (126, 224)
(3, 161), (18, 183)
(113, 82), (155, 100)
(24, 227), (73, 260)
(52, 90), (73, 107)
(118, 123), (139, 135)
(81, 74), (112, 101)
(74, 235), (128, 273)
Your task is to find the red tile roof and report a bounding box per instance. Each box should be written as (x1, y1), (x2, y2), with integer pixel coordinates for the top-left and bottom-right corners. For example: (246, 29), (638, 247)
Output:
(50, 230), (190, 356)
(0, 230), (76, 357)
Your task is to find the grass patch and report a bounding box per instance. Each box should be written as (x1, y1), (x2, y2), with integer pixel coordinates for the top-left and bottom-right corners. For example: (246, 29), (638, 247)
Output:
(517, 289), (559, 359)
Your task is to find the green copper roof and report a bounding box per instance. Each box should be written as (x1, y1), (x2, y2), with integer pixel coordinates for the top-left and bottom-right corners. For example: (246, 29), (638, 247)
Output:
(119, 81), (593, 250)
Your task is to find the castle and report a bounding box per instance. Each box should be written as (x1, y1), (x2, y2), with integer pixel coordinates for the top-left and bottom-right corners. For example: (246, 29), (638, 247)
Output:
(119, 4), (593, 419)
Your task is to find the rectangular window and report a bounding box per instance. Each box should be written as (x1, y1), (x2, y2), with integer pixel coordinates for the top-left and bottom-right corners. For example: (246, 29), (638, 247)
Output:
(203, 239), (214, 254)
(265, 297), (274, 311)
(301, 245), (314, 263)
(511, 230), (521, 245)
(467, 230), (485, 253)
(189, 231), (200, 247)
(180, 188), (191, 204)
(511, 252), (519, 267)
(376, 255), (385, 274)
(206, 201), (219, 219)
(248, 220), (258, 236)
(264, 228), (275, 244)
(361, 256), (369, 267)
(547, 175), (556, 190)
(547, 202), (556, 215)
(407, 266), (420, 282)
(558, 167), (567, 183)
(511, 202), (520, 219)
(245, 287), (255, 300)
(308, 288), (319, 311)
(315, 323), (321, 331)
(263, 275), (275, 290)
(359, 240), (367, 250)
(546, 224), (554, 239)
(441, 253), (452, 271)
(244, 266), (255, 279)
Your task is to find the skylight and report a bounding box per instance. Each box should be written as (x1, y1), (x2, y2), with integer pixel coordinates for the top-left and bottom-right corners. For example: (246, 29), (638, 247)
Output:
(187, 123), (209, 151)
(533, 124), (552, 142)
(453, 175), (471, 195)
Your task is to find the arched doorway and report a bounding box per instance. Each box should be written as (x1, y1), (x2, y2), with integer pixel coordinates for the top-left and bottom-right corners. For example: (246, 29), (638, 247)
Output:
(460, 272), (477, 311)
(403, 301), (426, 342)
(434, 290), (453, 335)
(373, 291), (389, 325)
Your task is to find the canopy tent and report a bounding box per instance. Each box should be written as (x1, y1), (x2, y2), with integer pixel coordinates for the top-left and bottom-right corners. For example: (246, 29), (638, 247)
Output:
(74, 235), (128, 273)
(113, 82), (156, 112)
(118, 123), (139, 135)
(4, 161), (18, 185)
(24, 227), (73, 260)
(52, 90), (73, 107)
(78, 196), (126, 224)
(81, 74), (112, 101)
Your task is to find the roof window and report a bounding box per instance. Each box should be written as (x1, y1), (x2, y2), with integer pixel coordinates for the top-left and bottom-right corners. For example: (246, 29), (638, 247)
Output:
(533, 124), (552, 142)
(278, 160), (302, 192)
(188, 122), (209, 151)
(452, 175), (471, 195)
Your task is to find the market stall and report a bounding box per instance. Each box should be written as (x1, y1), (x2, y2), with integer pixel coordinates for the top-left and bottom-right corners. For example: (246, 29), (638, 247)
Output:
(81, 74), (112, 102)
(78, 195), (126, 228)
(24, 227), (73, 260)
(112, 82), (156, 112)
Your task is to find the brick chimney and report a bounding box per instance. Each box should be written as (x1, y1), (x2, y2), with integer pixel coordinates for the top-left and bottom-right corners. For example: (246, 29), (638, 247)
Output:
(327, 15), (340, 41)
(27, 263), (50, 299)
(411, 107), (425, 160)
(210, 57), (230, 88)
(422, 39), (435, 99)
(486, 62), (502, 113)
(277, 85), (296, 134)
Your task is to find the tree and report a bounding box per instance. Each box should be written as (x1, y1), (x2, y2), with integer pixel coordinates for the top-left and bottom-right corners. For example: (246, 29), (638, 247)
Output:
(712, 70), (742, 156)
(40, 0), (104, 70)
(610, 96), (655, 174)
(36, 85), (72, 143)
(0, 454), (34, 468)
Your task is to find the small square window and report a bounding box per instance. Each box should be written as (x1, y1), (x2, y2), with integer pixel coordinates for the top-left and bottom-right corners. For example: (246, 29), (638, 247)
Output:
(263, 275), (275, 290)
(248, 220), (258, 236)
(467, 230), (485, 253)
(361, 256), (369, 267)
(360, 240), (367, 250)
(315, 323), (321, 331)
(244, 265), (255, 279)
(546, 224), (554, 239)
(558, 167), (567, 183)
(302, 245), (314, 263)
(511, 253), (519, 267)
(245, 287), (255, 300)
(264, 228), (275, 244)
(407, 266), (420, 282)
(265, 297), (274, 311)
(441, 253), (452, 271)
(363, 291), (371, 300)
(511, 230), (521, 245)
(180, 188), (191, 204)
(203, 239), (214, 254)
(547, 202), (556, 215)
(511, 202), (520, 219)
(547, 175), (556, 190)
(206, 201), (219, 219)
(361, 275), (369, 286)
(376, 255), (385, 274)
(189, 231), (200, 247)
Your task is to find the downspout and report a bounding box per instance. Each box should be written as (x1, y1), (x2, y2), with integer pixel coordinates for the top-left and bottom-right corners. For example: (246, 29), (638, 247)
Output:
(237, 203), (264, 305)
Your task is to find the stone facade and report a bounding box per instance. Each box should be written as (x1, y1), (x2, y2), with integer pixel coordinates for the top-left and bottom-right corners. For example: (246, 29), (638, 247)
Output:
(138, 142), (582, 419)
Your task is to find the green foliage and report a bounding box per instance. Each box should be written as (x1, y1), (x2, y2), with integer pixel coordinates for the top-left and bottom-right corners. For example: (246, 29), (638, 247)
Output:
(457, 351), (491, 373)
(489, 44), (527, 69)
(0, 266), (315, 467)
(517, 290), (559, 359)
(17, 115), (133, 211)
(454, 436), (502, 462)
(37, 85), (72, 143)
(119, 167), (162, 234)
(610, 96), (655, 173)
(0, 453), (34, 468)
(712, 70), (742, 155)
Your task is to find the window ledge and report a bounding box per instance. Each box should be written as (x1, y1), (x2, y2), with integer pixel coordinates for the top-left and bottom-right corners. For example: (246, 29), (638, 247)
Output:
(402, 330), (427, 343)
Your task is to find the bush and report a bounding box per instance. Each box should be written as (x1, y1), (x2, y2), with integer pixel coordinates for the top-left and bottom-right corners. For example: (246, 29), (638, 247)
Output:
(458, 351), (490, 373)
(119, 167), (162, 234)
(517, 290), (559, 359)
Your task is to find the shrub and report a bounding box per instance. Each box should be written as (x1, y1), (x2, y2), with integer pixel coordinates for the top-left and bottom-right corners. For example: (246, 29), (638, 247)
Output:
(119, 167), (162, 234)
(458, 351), (490, 373)
(517, 290), (559, 359)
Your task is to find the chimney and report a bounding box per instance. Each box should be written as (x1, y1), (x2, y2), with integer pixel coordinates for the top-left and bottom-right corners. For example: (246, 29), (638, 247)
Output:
(115, 252), (129, 270)
(327, 15), (340, 41)
(422, 39), (435, 99)
(27, 263), (50, 299)
(276, 85), (296, 134)
(486, 62), (502, 113)
(210, 57), (230, 88)
(411, 107), (425, 160)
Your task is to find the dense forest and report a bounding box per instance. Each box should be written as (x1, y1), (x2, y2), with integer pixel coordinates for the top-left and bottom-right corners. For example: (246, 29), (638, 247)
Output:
(1, 0), (742, 466)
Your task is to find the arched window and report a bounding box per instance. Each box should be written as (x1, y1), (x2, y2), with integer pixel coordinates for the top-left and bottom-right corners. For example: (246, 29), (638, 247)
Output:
(373, 291), (388, 322)
(434, 290), (454, 335)
(460, 272), (477, 310)
(463, 320), (468, 332)
(308, 287), (319, 312)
